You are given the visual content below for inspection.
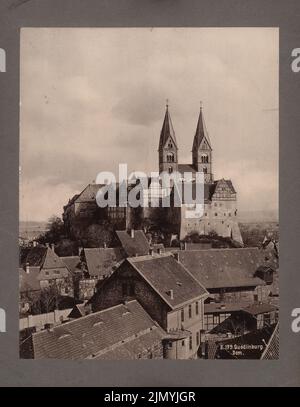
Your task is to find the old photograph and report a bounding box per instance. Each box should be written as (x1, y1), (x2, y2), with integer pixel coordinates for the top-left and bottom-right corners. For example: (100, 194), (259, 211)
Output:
(19, 27), (279, 360)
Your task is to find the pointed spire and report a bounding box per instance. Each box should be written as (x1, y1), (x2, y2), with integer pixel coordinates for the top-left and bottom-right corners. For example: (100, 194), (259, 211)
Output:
(192, 102), (212, 151)
(158, 101), (177, 150)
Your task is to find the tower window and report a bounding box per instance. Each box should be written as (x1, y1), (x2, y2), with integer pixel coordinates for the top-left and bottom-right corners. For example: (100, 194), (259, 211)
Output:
(168, 167), (173, 174)
(203, 167), (207, 174)
(168, 142), (173, 148)
(167, 153), (174, 163)
(201, 154), (209, 163)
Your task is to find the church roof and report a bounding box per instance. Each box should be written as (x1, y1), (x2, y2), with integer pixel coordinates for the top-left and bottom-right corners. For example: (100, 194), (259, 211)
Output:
(192, 107), (212, 151)
(158, 106), (177, 149)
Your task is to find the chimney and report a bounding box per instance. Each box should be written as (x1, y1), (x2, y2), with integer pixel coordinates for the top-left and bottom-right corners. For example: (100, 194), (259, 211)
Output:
(25, 262), (30, 274)
(168, 289), (174, 300)
(174, 252), (180, 262)
(130, 229), (135, 238)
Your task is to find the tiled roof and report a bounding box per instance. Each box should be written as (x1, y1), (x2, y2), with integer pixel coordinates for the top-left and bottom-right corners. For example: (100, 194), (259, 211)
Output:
(241, 303), (278, 316)
(116, 230), (150, 257)
(127, 253), (208, 309)
(178, 248), (266, 290)
(32, 300), (165, 359)
(75, 184), (104, 203)
(61, 256), (81, 274)
(93, 328), (164, 360)
(84, 248), (123, 278)
(22, 246), (67, 270)
(19, 267), (41, 293)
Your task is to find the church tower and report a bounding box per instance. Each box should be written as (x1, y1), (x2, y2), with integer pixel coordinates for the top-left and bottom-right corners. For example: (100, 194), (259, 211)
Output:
(158, 103), (178, 174)
(192, 104), (213, 183)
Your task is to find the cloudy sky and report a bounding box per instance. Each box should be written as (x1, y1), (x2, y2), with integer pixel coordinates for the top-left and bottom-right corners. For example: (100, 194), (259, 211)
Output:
(20, 28), (278, 222)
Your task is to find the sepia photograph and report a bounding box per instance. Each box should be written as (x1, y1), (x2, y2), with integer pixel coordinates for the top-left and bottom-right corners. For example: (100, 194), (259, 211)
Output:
(19, 27), (279, 360)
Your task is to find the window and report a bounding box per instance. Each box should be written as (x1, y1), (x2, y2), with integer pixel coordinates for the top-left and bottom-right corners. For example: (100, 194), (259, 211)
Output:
(215, 213), (218, 216)
(189, 304), (192, 318)
(196, 332), (200, 346)
(201, 154), (208, 163)
(167, 153), (174, 163)
(189, 335), (192, 350)
(168, 167), (173, 174)
(168, 142), (173, 148)
(168, 342), (173, 349)
(228, 213), (231, 217)
(181, 340), (185, 347)
(203, 167), (207, 174)
(196, 302), (199, 315)
(181, 308), (184, 322)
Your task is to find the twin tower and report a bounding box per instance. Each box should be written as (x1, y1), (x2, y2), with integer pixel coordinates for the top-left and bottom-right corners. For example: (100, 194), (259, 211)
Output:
(158, 103), (213, 184)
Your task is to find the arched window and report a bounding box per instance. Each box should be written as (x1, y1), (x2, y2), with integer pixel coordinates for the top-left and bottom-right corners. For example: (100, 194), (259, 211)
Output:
(167, 153), (174, 163)
(203, 167), (207, 174)
(168, 142), (173, 148)
(201, 154), (208, 163)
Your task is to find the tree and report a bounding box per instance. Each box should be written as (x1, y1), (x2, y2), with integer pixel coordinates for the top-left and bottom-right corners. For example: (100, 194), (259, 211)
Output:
(37, 216), (66, 245)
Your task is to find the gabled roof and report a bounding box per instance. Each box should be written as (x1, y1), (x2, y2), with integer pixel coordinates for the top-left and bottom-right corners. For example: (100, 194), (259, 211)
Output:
(116, 230), (150, 257)
(127, 253), (208, 309)
(75, 183), (104, 204)
(178, 248), (266, 290)
(19, 267), (41, 293)
(84, 247), (123, 278)
(60, 256), (81, 274)
(31, 300), (166, 359)
(158, 106), (177, 149)
(21, 246), (67, 270)
(192, 107), (212, 151)
(42, 248), (67, 269)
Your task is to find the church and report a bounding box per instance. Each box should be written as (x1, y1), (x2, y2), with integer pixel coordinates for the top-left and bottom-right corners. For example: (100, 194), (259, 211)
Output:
(158, 103), (243, 244)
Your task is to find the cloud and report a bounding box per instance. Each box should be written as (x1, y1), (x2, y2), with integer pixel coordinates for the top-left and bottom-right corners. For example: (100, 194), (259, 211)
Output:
(20, 28), (278, 221)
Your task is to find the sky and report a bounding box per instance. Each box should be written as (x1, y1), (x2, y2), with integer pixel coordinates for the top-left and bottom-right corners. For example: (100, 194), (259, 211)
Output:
(20, 28), (278, 222)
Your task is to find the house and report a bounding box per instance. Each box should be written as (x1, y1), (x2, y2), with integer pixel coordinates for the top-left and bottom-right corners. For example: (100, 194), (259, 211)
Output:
(76, 247), (123, 300)
(22, 300), (166, 360)
(91, 252), (209, 359)
(19, 266), (41, 315)
(177, 248), (269, 303)
(205, 302), (278, 335)
(20, 245), (73, 300)
(116, 229), (150, 257)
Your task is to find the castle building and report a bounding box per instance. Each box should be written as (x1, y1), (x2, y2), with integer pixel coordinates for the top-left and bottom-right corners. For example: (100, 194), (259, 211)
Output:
(158, 103), (243, 244)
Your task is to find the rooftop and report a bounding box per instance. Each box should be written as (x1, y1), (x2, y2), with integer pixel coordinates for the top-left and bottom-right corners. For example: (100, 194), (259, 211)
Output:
(116, 230), (150, 257)
(83, 247), (123, 278)
(178, 248), (266, 290)
(32, 300), (165, 359)
(128, 253), (208, 309)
